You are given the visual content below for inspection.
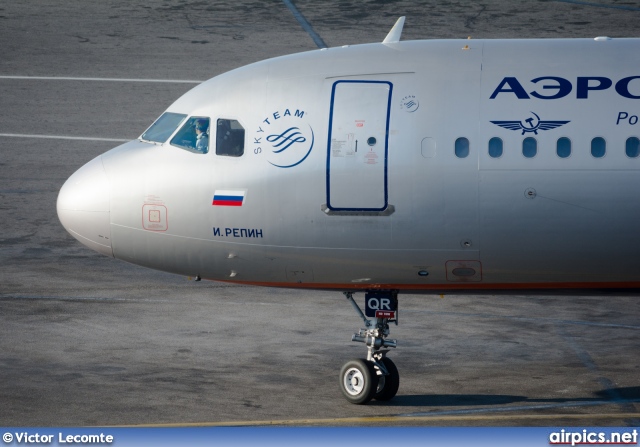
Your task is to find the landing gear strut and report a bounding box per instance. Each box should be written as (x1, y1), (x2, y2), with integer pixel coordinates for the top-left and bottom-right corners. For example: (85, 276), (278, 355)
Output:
(339, 291), (400, 404)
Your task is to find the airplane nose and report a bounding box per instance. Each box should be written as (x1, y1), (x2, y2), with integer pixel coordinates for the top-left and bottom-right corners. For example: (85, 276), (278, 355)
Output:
(57, 155), (113, 257)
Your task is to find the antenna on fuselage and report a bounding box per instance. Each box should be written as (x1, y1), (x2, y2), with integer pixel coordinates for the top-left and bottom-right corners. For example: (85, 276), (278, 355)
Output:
(383, 16), (405, 43)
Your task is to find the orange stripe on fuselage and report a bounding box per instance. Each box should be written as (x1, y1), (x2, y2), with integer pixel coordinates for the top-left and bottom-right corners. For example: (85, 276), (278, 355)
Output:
(216, 280), (640, 292)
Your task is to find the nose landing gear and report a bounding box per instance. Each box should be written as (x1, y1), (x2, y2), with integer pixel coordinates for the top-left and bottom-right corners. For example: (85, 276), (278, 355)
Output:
(339, 291), (400, 404)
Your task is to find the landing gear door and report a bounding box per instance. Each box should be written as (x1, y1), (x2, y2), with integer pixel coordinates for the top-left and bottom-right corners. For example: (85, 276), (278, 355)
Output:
(327, 81), (392, 212)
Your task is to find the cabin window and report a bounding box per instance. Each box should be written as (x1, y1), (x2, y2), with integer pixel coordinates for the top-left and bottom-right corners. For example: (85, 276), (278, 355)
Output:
(556, 137), (571, 158)
(591, 137), (606, 158)
(626, 137), (640, 158)
(455, 137), (469, 158)
(522, 137), (537, 158)
(488, 137), (503, 158)
(141, 112), (187, 143)
(170, 117), (210, 154)
(216, 119), (245, 157)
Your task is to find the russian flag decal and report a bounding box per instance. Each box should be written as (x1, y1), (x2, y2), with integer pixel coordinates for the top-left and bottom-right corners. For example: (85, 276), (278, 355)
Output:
(212, 190), (246, 207)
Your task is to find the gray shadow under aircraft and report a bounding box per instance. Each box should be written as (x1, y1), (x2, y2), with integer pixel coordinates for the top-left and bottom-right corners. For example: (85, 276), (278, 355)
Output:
(373, 386), (640, 407)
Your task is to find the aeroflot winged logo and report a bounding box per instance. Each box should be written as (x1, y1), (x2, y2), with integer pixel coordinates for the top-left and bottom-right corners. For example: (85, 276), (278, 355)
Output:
(253, 108), (314, 168)
(491, 112), (570, 135)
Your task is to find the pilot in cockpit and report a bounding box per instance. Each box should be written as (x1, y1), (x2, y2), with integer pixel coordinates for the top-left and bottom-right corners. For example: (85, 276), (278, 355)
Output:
(194, 119), (209, 153)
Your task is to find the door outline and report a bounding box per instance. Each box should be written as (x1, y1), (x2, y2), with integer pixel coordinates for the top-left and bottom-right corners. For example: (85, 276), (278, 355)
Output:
(325, 80), (393, 213)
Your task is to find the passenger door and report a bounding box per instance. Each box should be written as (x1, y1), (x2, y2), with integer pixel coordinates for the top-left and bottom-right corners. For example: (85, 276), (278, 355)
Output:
(326, 80), (392, 212)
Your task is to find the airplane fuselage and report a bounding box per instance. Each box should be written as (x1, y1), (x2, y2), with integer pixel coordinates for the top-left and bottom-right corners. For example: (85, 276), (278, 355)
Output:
(57, 38), (640, 293)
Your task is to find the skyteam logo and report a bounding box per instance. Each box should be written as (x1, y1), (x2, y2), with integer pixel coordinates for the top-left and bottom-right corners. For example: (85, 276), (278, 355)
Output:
(253, 108), (314, 168)
(491, 112), (570, 135)
(400, 95), (419, 113)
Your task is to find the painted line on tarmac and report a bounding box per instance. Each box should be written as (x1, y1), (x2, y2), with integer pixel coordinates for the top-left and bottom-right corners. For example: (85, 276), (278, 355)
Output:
(0, 294), (131, 302)
(281, 0), (328, 49)
(557, 326), (639, 424)
(0, 133), (130, 143)
(121, 413), (640, 428)
(553, 0), (640, 11)
(0, 75), (202, 83)
(0, 294), (187, 304)
(120, 400), (640, 427)
(398, 399), (640, 418)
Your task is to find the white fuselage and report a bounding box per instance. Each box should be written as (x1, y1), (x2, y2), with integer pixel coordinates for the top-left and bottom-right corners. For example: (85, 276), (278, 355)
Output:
(57, 38), (640, 292)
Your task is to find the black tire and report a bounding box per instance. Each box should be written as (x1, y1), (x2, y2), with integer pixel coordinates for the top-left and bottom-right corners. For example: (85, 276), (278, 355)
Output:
(374, 357), (399, 401)
(339, 359), (379, 404)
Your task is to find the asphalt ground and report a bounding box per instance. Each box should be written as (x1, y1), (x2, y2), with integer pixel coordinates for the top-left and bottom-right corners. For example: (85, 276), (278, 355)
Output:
(0, 0), (639, 427)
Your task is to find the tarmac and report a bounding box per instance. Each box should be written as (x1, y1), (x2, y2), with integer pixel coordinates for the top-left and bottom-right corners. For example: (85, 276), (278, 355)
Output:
(0, 0), (639, 427)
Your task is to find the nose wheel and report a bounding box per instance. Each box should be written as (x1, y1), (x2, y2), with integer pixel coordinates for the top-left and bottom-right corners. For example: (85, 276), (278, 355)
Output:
(374, 356), (400, 401)
(339, 291), (400, 404)
(340, 359), (378, 404)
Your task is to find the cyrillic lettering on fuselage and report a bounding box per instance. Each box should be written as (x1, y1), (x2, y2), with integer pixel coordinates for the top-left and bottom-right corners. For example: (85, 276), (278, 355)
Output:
(490, 76), (640, 99)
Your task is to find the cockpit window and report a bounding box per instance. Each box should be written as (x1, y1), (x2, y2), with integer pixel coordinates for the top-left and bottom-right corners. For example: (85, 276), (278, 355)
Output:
(216, 119), (245, 157)
(170, 117), (210, 154)
(140, 112), (187, 143)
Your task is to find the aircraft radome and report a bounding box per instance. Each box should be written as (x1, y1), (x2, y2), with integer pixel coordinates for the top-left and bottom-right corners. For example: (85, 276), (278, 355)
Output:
(57, 17), (640, 404)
